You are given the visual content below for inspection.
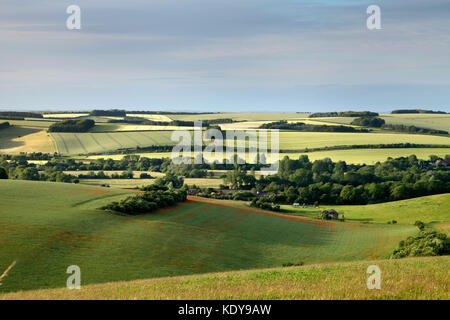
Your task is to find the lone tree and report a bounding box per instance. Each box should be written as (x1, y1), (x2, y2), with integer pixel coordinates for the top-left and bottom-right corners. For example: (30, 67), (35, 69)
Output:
(0, 167), (8, 179)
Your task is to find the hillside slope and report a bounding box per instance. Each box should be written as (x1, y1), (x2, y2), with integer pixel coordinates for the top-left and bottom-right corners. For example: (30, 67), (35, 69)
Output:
(1, 256), (448, 300)
(282, 193), (450, 224)
(0, 180), (416, 293)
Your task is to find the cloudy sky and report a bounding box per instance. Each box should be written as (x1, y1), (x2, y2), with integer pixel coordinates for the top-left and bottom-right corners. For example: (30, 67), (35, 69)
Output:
(0, 0), (449, 112)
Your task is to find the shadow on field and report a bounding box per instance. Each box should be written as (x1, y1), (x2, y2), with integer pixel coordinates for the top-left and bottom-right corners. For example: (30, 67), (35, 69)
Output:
(0, 126), (40, 150)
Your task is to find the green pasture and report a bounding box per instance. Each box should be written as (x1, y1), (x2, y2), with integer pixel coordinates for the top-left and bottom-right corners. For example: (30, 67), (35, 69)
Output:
(0, 180), (416, 293)
(281, 193), (450, 224)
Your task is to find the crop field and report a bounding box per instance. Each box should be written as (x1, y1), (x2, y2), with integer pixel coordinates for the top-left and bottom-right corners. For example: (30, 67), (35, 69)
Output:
(169, 113), (311, 121)
(277, 132), (450, 150)
(79, 177), (223, 189)
(306, 114), (450, 132)
(282, 148), (450, 164)
(90, 123), (195, 132)
(281, 193), (450, 224)
(381, 114), (450, 132)
(0, 126), (56, 154)
(51, 131), (177, 155)
(126, 114), (173, 122)
(0, 180), (416, 293)
(75, 148), (450, 164)
(43, 113), (89, 119)
(54, 129), (450, 156)
(4, 119), (57, 128)
(2, 256), (447, 300)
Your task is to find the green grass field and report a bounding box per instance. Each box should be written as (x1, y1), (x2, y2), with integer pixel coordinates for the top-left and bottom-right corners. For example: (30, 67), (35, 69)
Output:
(0, 180), (417, 293)
(277, 132), (450, 150)
(2, 256), (447, 300)
(281, 193), (450, 224)
(283, 148), (450, 164)
(381, 114), (450, 132)
(304, 114), (450, 132)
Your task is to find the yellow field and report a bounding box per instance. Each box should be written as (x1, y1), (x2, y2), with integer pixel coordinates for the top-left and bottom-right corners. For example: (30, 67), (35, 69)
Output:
(63, 171), (165, 178)
(6, 119), (56, 128)
(282, 148), (450, 164)
(0, 126), (56, 154)
(79, 177), (223, 188)
(126, 114), (173, 122)
(42, 113), (89, 119)
(169, 113), (311, 121)
(91, 124), (195, 132)
(76, 147), (450, 164)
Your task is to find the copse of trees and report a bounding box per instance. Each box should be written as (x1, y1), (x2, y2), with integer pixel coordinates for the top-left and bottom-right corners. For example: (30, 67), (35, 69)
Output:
(309, 111), (379, 118)
(391, 231), (449, 258)
(391, 109), (447, 114)
(90, 109), (126, 117)
(260, 120), (369, 132)
(101, 189), (187, 215)
(0, 122), (10, 130)
(351, 117), (386, 128)
(48, 119), (95, 132)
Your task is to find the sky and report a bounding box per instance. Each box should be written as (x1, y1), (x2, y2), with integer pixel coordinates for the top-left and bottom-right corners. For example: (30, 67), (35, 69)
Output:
(0, 0), (449, 112)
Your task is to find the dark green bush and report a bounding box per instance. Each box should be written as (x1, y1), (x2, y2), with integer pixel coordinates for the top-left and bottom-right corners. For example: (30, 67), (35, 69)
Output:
(391, 231), (449, 259)
(0, 167), (8, 179)
(101, 189), (187, 215)
(414, 220), (425, 231)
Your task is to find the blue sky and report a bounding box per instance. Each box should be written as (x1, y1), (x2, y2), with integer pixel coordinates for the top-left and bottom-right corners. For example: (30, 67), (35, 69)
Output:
(0, 0), (449, 112)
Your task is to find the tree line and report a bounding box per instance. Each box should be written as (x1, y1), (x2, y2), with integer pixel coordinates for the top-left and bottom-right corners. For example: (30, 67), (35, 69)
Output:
(0, 122), (10, 130)
(0, 111), (43, 118)
(260, 120), (369, 132)
(391, 109), (447, 114)
(309, 111), (379, 118)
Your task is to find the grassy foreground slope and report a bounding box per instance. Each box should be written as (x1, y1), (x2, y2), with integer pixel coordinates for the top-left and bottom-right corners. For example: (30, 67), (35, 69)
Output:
(2, 256), (448, 300)
(282, 193), (450, 224)
(0, 180), (415, 293)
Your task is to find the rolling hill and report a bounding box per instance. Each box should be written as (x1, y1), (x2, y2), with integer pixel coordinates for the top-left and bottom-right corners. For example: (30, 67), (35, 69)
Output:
(0, 180), (416, 293)
(1, 256), (448, 300)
